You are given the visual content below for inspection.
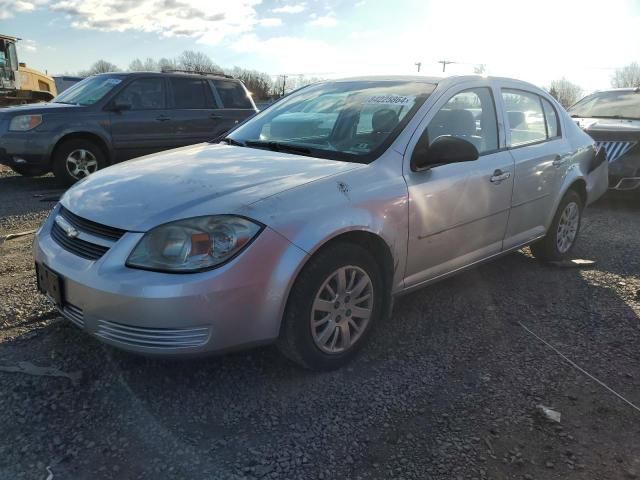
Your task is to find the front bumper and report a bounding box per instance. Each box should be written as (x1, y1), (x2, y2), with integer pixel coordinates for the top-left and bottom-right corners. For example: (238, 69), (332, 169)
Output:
(33, 211), (308, 356)
(0, 131), (52, 169)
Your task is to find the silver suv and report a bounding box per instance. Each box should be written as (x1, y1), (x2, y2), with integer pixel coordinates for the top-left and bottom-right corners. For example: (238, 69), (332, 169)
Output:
(33, 76), (608, 369)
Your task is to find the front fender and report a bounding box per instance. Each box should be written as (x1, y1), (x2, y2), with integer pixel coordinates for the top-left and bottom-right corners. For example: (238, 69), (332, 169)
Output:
(239, 158), (410, 293)
(46, 124), (113, 164)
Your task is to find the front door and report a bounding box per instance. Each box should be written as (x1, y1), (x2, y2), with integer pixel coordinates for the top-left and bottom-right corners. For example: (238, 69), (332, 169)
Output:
(404, 85), (515, 287)
(109, 77), (173, 161)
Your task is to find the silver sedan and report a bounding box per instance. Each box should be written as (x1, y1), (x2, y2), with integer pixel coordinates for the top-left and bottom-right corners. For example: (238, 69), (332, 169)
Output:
(33, 75), (609, 369)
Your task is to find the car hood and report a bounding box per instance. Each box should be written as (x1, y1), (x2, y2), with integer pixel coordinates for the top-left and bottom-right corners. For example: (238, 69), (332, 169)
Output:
(61, 143), (364, 232)
(0, 102), (84, 116)
(574, 117), (640, 133)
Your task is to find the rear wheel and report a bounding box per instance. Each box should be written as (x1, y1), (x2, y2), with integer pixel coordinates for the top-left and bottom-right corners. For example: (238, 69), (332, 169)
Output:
(277, 243), (384, 370)
(53, 139), (105, 186)
(530, 189), (583, 262)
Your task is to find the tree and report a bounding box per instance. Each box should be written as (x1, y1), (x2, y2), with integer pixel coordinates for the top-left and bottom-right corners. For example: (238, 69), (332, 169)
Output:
(611, 62), (640, 88)
(78, 59), (120, 77)
(547, 78), (583, 108)
(177, 50), (224, 74)
(129, 57), (159, 72)
(230, 67), (273, 100)
(158, 57), (178, 72)
(473, 64), (486, 75)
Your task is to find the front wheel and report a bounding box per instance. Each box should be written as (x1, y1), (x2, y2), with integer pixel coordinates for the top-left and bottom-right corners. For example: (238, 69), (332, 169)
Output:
(52, 139), (105, 187)
(277, 243), (385, 370)
(530, 189), (583, 262)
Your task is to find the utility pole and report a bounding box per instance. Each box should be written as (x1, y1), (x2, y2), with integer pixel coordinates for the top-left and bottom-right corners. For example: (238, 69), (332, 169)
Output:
(281, 74), (287, 97)
(414, 62), (422, 73)
(438, 60), (455, 72)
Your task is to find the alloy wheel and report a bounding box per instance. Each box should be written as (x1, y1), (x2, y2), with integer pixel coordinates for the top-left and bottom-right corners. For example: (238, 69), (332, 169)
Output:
(556, 201), (579, 253)
(310, 265), (374, 354)
(65, 149), (98, 179)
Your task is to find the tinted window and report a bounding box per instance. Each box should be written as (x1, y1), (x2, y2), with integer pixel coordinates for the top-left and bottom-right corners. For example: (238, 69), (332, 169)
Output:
(542, 98), (559, 138)
(213, 80), (253, 109)
(117, 78), (165, 110)
(426, 87), (498, 154)
(502, 89), (546, 146)
(568, 90), (640, 119)
(171, 78), (215, 109)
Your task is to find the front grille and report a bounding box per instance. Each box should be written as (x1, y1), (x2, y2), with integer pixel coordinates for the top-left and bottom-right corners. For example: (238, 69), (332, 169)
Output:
(596, 141), (638, 163)
(59, 206), (126, 241)
(60, 303), (84, 329)
(51, 221), (109, 260)
(95, 319), (210, 349)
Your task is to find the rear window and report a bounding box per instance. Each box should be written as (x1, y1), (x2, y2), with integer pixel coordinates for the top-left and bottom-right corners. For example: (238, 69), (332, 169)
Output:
(568, 90), (640, 120)
(212, 80), (253, 109)
(170, 78), (215, 109)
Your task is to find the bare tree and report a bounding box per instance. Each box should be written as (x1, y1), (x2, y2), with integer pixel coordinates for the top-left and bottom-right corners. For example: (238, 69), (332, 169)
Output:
(547, 78), (583, 108)
(78, 59), (120, 77)
(177, 51), (224, 74)
(230, 67), (273, 99)
(473, 64), (486, 75)
(158, 57), (178, 72)
(611, 62), (640, 88)
(129, 57), (159, 72)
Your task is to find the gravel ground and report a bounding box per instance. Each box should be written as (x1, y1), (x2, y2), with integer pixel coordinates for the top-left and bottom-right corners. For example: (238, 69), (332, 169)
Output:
(0, 170), (639, 480)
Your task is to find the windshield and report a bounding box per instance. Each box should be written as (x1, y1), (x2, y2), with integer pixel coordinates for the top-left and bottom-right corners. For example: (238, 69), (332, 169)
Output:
(568, 90), (640, 119)
(226, 80), (435, 163)
(52, 75), (123, 106)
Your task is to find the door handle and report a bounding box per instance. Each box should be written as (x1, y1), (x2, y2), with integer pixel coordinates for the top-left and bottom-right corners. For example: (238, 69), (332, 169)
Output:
(553, 154), (568, 167)
(209, 113), (223, 119)
(156, 115), (171, 122)
(490, 169), (511, 183)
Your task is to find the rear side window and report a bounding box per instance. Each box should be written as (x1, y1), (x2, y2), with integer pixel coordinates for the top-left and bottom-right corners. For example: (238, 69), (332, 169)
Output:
(212, 80), (253, 109)
(541, 97), (560, 138)
(117, 78), (165, 110)
(170, 78), (215, 109)
(502, 89), (547, 146)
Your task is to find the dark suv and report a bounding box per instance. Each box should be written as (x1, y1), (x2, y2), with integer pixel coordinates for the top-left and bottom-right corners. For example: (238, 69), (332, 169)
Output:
(0, 71), (257, 185)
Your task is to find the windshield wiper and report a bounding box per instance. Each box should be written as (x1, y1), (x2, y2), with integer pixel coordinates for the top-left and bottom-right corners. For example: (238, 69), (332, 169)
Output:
(245, 140), (312, 155)
(219, 137), (245, 147)
(53, 101), (78, 105)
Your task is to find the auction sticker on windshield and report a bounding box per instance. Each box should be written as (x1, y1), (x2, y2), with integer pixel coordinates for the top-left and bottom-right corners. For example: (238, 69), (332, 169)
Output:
(366, 95), (415, 105)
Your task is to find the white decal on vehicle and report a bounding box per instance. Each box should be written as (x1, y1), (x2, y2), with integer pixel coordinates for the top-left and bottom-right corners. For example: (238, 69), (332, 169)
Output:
(366, 95), (415, 106)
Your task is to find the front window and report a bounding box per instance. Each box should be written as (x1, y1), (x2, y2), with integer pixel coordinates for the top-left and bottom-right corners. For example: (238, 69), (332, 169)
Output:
(226, 80), (435, 163)
(52, 75), (124, 106)
(568, 90), (640, 120)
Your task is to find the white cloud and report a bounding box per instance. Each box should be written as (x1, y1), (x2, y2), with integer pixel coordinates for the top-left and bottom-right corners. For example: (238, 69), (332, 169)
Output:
(0, 0), (46, 18)
(258, 17), (283, 27)
(46, 0), (260, 44)
(272, 3), (306, 14)
(21, 39), (38, 52)
(307, 14), (337, 27)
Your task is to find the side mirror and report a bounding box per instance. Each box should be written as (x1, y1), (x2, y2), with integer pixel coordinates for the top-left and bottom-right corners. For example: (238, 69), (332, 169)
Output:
(412, 135), (479, 170)
(110, 99), (132, 112)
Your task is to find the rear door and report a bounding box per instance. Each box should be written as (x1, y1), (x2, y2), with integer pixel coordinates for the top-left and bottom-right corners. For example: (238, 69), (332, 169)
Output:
(210, 79), (257, 136)
(166, 77), (220, 148)
(499, 88), (573, 249)
(109, 77), (173, 161)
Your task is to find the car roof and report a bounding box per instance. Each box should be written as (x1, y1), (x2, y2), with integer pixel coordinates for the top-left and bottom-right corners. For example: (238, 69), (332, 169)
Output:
(332, 75), (546, 92)
(92, 71), (238, 81)
(589, 87), (640, 94)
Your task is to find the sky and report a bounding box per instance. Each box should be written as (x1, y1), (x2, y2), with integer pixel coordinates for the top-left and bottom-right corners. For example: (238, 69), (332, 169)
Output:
(2, 0), (640, 94)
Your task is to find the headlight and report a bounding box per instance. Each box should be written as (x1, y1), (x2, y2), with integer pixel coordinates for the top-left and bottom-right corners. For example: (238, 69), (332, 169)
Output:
(9, 115), (43, 131)
(126, 216), (263, 273)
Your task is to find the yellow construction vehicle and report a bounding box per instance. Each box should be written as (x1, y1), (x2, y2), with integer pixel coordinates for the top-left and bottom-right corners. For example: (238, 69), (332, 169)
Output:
(0, 34), (57, 107)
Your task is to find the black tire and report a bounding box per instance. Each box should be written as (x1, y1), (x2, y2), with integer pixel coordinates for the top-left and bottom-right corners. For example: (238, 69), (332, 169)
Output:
(530, 189), (583, 262)
(9, 165), (46, 177)
(277, 242), (385, 370)
(52, 138), (106, 187)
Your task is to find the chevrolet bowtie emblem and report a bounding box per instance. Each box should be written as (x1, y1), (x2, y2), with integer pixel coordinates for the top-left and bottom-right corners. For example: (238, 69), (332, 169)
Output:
(54, 215), (79, 239)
